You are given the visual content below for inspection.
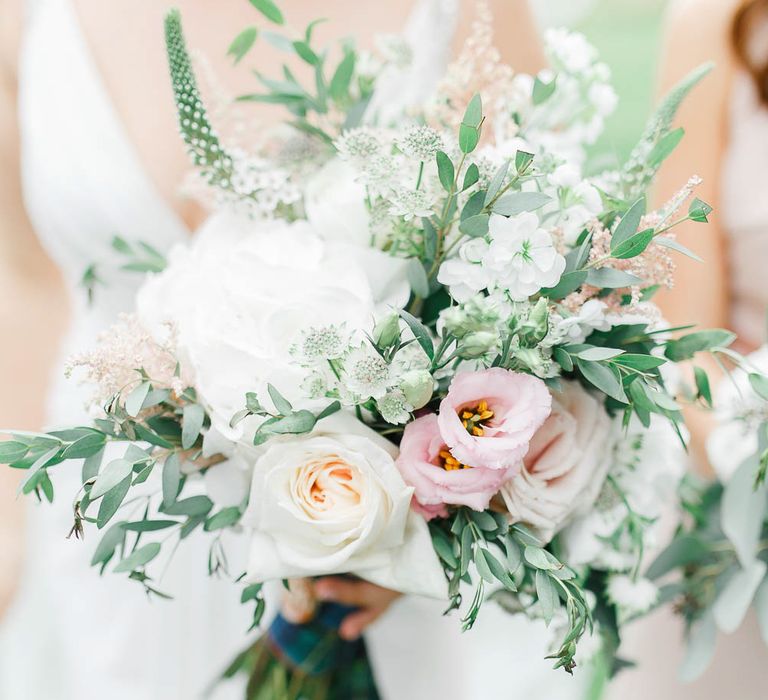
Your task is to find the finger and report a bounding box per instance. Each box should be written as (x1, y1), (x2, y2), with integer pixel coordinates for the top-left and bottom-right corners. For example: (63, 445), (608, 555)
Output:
(313, 577), (380, 607)
(339, 607), (382, 641)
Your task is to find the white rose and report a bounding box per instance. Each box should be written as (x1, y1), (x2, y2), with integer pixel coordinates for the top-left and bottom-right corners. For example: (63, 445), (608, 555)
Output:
(500, 380), (614, 542)
(137, 211), (407, 440)
(242, 413), (446, 598)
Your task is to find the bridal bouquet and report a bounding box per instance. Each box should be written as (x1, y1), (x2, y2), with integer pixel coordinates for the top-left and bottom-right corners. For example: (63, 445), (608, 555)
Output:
(1, 1), (755, 695)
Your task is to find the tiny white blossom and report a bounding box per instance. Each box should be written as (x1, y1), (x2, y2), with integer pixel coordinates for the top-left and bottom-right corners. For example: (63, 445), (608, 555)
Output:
(589, 83), (618, 117)
(335, 128), (383, 161)
(341, 344), (391, 400)
(437, 238), (491, 302)
(549, 163), (581, 189)
(545, 299), (610, 346)
(606, 575), (658, 620)
(484, 213), (566, 301)
(376, 390), (413, 425)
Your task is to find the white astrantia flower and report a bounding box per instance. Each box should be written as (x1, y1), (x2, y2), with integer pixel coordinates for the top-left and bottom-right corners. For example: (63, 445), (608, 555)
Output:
(484, 213), (566, 301)
(341, 343), (392, 401)
(335, 127), (383, 162)
(301, 372), (329, 400)
(388, 188), (435, 221)
(376, 389), (413, 425)
(290, 324), (349, 366)
(396, 125), (444, 161)
(606, 575), (658, 621)
(437, 238), (491, 302)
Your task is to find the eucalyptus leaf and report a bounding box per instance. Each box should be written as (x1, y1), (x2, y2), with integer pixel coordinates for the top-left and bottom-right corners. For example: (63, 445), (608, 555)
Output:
(91, 459), (133, 499)
(114, 542), (162, 573)
(749, 373), (768, 402)
(612, 197), (646, 248)
(227, 27), (258, 64)
(267, 384), (293, 415)
(492, 192), (550, 217)
(712, 560), (767, 633)
(0, 441), (28, 463)
(540, 270), (586, 300)
(654, 236), (704, 262)
(458, 214), (490, 238)
(182, 403), (206, 450)
(163, 495), (214, 518)
(406, 258), (430, 297)
(90, 522), (126, 567)
(484, 160), (510, 205)
(399, 309), (435, 361)
(61, 432), (106, 460)
(205, 506), (242, 531)
(329, 50), (355, 102)
(721, 455), (768, 567)
(585, 268), (643, 289)
(611, 228), (655, 259)
(679, 611), (717, 683)
(125, 381), (151, 418)
(575, 347), (625, 362)
(249, 0), (284, 25)
(96, 475), (131, 528)
(535, 570), (556, 625)
(576, 358), (627, 403)
(436, 151), (454, 191)
(665, 329), (736, 361)
(162, 453), (181, 508)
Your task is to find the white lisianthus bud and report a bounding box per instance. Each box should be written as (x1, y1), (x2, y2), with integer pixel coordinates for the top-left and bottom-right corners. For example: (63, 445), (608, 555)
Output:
(399, 369), (434, 409)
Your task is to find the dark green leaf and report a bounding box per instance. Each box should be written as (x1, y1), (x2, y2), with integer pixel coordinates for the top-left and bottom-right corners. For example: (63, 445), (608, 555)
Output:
(329, 50), (355, 102)
(540, 271), (587, 300)
(664, 329), (736, 361)
(399, 309), (435, 360)
(292, 40), (319, 66)
(611, 228), (655, 259)
(576, 358), (628, 403)
(90, 522), (126, 566)
(462, 163), (480, 191)
(694, 366), (713, 406)
(689, 197), (713, 223)
(204, 506), (242, 531)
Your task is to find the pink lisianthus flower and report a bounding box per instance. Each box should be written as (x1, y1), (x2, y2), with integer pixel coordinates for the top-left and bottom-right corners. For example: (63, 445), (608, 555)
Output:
(437, 368), (552, 470)
(396, 414), (515, 518)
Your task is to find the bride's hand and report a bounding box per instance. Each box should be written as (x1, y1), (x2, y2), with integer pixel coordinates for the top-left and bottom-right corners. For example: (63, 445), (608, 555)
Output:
(313, 577), (401, 640)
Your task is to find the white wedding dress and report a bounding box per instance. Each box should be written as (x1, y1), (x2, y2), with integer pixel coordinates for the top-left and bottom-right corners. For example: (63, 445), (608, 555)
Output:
(0, 1), (586, 698)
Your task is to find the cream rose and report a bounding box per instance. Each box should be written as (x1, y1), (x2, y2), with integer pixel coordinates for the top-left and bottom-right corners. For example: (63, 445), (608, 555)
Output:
(242, 413), (446, 598)
(500, 380), (614, 542)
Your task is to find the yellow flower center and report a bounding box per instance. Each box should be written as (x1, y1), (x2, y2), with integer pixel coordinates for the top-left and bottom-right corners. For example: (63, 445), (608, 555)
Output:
(438, 449), (471, 471)
(460, 399), (495, 437)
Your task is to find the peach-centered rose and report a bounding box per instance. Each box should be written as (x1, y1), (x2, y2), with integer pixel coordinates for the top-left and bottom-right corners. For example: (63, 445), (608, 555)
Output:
(396, 414), (516, 518)
(242, 413), (446, 598)
(500, 380), (614, 542)
(437, 368), (552, 470)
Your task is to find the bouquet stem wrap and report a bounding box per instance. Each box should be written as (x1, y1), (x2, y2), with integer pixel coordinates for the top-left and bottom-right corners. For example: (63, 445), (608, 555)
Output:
(241, 601), (380, 700)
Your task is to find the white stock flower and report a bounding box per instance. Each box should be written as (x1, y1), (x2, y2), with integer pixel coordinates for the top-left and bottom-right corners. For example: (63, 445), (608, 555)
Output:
(545, 299), (610, 346)
(242, 412), (445, 597)
(137, 212), (407, 440)
(484, 213), (566, 301)
(437, 238), (491, 302)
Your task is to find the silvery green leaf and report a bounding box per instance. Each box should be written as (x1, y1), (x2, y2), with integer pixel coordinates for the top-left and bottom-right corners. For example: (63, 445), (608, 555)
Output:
(504, 537), (522, 573)
(458, 214), (490, 238)
(249, 0), (284, 24)
(611, 197), (646, 248)
(492, 192), (550, 217)
(713, 560), (767, 633)
(665, 329), (736, 361)
(204, 506), (242, 532)
(227, 27), (258, 64)
(611, 228), (655, 260)
(82, 448), (104, 483)
(17, 446), (59, 494)
(91, 459), (134, 499)
(524, 546), (559, 570)
(267, 384), (292, 415)
(267, 410), (317, 435)
(575, 347), (625, 361)
(163, 495), (213, 518)
(474, 548), (495, 584)
(689, 197), (713, 223)
(90, 522), (126, 567)
(721, 455), (768, 566)
(540, 270), (587, 300)
(162, 453), (181, 508)
(96, 476), (132, 528)
(461, 163), (480, 191)
(406, 258), (430, 297)
(61, 432), (106, 460)
(532, 76), (556, 105)
(655, 236), (703, 262)
(484, 160), (510, 205)
(679, 610), (717, 683)
(755, 578), (768, 645)
(648, 127), (685, 168)
(585, 267), (643, 288)
(182, 403), (205, 449)
(515, 150), (534, 174)
(329, 50), (355, 102)
(125, 381), (151, 418)
(436, 151), (454, 191)
(399, 309), (435, 361)
(749, 373), (768, 402)
(535, 570), (556, 625)
(0, 441), (28, 463)
(576, 358), (628, 403)
(114, 542), (162, 573)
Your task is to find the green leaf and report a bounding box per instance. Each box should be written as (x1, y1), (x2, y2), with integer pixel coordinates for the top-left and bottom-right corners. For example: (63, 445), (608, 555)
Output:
(654, 236), (703, 262)
(249, 0), (284, 24)
(749, 373), (768, 402)
(474, 547), (495, 584)
(163, 495), (214, 518)
(679, 610), (717, 683)
(515, 150), (534, 174)
(492, 192), (550, 217)
(504, 537), (522, 573)
(241, 582), (263, 603)
(458, 213), (490, 238)
(611, 197), (646, 248)
(611, 228), (655, 259)
(689, 197), (713, 223)
(91, 459), (134, 499)
(436, 151), (454, 191)
(406, 258), (430, 297)
(329, 50), (355, 102)
(664, 329), (736, 361)
(532, 76), (557, 105)
(694, 366), (713, 406)
(535, 570), (557, 625)
(268, 384), (293, 415)
(162, 453), (181, 508)
(0, 441), (28, 463)
(523, 546), (559, 570)
(205, 506), (242, 531)
(461, 190), (487, 222)
(648, 127), (684, 168)
(123, 520), (179, 532)
(265, 410), (317, 435)
(540, 270), (586, 300)
(585, 267), (643, 288)
(59, 432), (105, 460)
(316, 400), (342, 422)
(292, 40), (319, 66)
(755, 578), (768, 645)
(459, 94), (483, 154)
(82, 448), (104, 483)
(462, 163), (480, 191)
(713, 561), (767, 633)
(646, 534), (711, 580)
(227, 27), (258, 64)
(125, 381), (151, 418)
(182, 403), (206, 450)
(114, 542), (162, 573)
(484, 160), (510, 205)
(612, 354), (667, 371)
(431, 531), (458, 568)
(576, 358), (628, 403)
(97, 475), (132, 528)
(399, 309), (435, 361)
(722, 455), (768, 567)
(90, 522), (126, 567)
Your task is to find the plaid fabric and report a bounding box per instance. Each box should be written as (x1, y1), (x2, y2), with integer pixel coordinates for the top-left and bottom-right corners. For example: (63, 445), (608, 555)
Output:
(264, 602), (380, 699)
